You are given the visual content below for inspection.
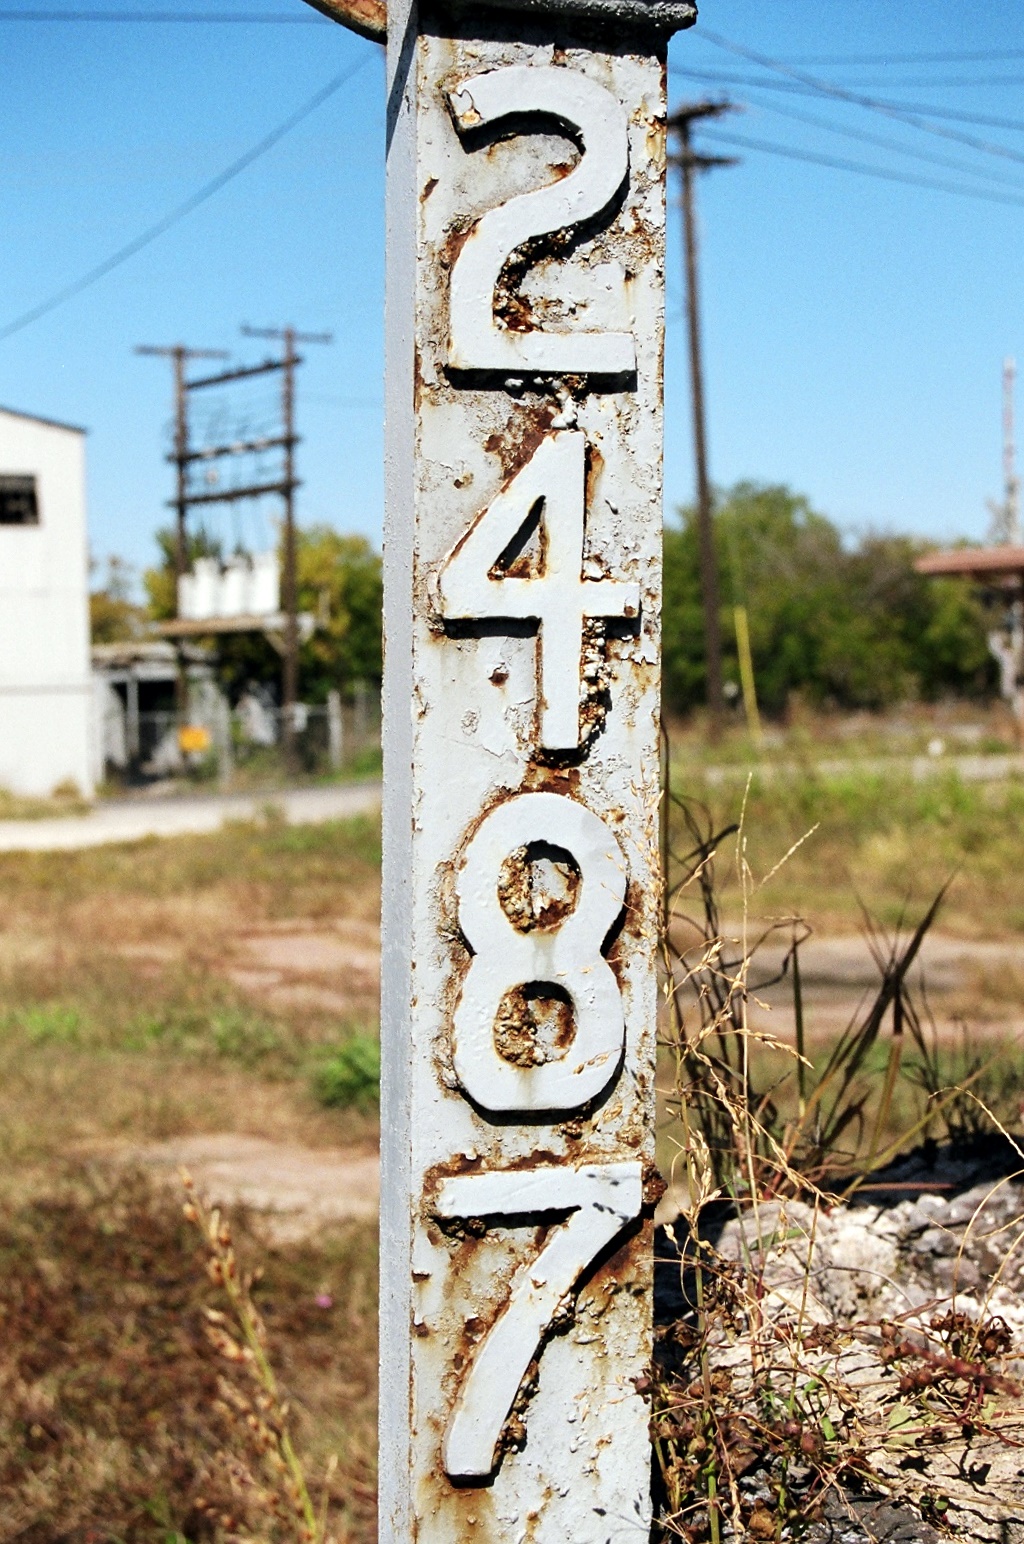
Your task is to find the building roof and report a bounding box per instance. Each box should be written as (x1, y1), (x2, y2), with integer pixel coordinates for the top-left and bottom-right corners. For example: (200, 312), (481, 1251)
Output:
(0, 404), (87, 435)
(915, 546), (1024, 581)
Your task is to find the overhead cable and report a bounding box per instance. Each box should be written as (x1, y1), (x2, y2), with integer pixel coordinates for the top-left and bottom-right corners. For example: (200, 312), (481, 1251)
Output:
(669, 64), (1024, 135)
(701, 126), (1024, 207)
(695, 33), (1024, 162)
(0, 55), (369, 345)
(786, 49), (1024, 67)
(733, 93), (1024, 193)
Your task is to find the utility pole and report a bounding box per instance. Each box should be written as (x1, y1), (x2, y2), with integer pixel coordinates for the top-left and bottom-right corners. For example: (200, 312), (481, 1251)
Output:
(667, 100), (736, 738)
(1004, 356), (1020, 545)
(242, 324), (332, 765)
(986, 356), (1021, 545)
(136, 342), (228, 715)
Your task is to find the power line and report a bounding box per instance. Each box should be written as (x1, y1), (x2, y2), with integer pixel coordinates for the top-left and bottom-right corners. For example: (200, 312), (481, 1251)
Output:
(672, 65), (1024, 96)
(700, 126), (1024, 207)
(670, 65), (1024, 135)
(692, 35), (1024, 158)
(787, 49), (1024, 66)
(733, 92), (1024, 194)
(790, 76), (1024, 91)
(0, 54), (369, 345)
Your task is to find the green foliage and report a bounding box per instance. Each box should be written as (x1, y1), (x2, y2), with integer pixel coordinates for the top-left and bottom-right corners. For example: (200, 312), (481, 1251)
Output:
(143, 525), (223, 623)
(15, 1004), (82, 1046)
(296, 525), (383, 702)
(90, 555), (147, 644)
(663, 483), (994, 715)
(313, 1034), (380, 1110)
(1, 998), (290, 1071)
(143, 523), (383, 704)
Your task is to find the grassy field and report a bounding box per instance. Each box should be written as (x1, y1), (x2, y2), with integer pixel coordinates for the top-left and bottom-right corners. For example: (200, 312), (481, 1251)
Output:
(668, 730), (1024, 937)
(0, 813), (383, 1543)
(4, 713), (1024, 1539)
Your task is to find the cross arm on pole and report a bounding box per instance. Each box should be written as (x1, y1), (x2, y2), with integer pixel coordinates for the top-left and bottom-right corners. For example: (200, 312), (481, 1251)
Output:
(241, 324), (334, 346)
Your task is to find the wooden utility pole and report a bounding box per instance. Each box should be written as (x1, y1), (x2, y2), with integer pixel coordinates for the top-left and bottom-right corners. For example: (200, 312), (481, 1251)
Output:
(667, 101), (736, 738)
(242, 324), (332, 765)
(136, 342), (228, 715)
(136, 344), (228, 586)
(1004, 356), (1020, 544)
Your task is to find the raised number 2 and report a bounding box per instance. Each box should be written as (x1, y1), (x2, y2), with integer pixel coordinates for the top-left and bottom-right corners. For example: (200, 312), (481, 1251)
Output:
(453, 791), (627, 1114)
(447, 66), (634, 377)
(431, 431), (639, 751)
(436, 1160), (643, 1480)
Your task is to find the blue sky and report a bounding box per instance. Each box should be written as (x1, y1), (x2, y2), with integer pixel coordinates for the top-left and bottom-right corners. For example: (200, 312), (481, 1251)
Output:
(0, 2), (1021, 588)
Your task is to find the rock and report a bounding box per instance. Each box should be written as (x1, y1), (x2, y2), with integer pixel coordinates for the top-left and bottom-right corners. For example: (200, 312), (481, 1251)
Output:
(657, 1145), (1024, 1541)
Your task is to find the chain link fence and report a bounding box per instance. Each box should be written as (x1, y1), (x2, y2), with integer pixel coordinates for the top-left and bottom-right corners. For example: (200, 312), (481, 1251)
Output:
(99, 684), (380, 789)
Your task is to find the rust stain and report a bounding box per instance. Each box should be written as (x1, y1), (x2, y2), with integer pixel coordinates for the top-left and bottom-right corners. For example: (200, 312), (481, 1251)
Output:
(497, 840), (582, 932)
(642, 1160), (667, 1209)
(583, 440), (605, 514)
(493, 984), (576, 1069)
(440, 218), (474, 272)
(483, 403), (558, 483)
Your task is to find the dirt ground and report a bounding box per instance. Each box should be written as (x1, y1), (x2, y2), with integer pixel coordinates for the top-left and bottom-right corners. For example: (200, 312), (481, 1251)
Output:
(3, 756), (1024, 1541)
(0, 815), (384, 1543)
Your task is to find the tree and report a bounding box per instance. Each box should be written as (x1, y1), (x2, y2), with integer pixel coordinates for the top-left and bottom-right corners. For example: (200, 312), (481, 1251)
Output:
(143, 526), (222, 622)
(142, 523), (382, 704)
(90, 556), (146, 644)
(663, 482), (994, 717)
(296, 526), (383, 703)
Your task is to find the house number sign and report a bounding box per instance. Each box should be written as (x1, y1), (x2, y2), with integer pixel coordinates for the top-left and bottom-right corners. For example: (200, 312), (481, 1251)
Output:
(380, 0), (695, 1537)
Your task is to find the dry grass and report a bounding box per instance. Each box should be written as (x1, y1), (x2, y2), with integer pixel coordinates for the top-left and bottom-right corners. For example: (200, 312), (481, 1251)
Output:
(0, 814), (382, 1171)
(666, 706), (1024, 937)
(0, 1167), (377, 1544)
(0, 814), (383, 1541)
(653, 767), (1024, 1540)
(5, 738), (1024, 1540)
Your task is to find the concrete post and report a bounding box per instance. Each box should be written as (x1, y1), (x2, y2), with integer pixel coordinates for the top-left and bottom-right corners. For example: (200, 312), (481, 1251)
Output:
(126, 675), (140, 762)
(381, 0), (694, 1536)
(216, 690), (234, 789)
(327, 687), (345, 771)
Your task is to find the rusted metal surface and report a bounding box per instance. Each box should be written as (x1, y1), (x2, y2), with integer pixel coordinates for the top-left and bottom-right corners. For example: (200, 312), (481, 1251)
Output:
(301, 0), (387, 42)
(381, 2), (675, 1538)
(304, 0), (695, 41)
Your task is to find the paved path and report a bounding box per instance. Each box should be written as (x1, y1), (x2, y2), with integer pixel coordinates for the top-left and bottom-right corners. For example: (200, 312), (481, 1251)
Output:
(0, 781), (382, 853)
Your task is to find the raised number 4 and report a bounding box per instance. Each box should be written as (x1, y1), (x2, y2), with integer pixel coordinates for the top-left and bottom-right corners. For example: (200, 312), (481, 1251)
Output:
(436, 1160), (643, 1481)
(431, 431), (639, 751)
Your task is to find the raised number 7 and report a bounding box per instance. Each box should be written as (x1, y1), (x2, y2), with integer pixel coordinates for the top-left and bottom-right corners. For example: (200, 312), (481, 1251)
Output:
(435, 1160), (643, 1481)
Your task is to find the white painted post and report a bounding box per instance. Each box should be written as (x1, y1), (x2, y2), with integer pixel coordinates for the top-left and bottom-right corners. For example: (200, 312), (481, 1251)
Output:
(380, 0), (694, 1536)
(327, 687), (345, 770)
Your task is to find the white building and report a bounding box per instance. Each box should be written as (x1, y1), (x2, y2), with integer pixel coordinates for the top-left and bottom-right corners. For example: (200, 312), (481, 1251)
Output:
(0, 405), (93, 797)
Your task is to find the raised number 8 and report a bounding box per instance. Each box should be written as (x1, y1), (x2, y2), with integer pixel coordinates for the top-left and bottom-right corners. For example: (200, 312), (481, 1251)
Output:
(452, 791), (627, 1114)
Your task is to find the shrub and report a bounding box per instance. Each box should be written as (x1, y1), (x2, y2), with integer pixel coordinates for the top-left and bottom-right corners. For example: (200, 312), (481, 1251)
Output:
(663, 482), (995, 715)
(313, 1033), (380, 1110)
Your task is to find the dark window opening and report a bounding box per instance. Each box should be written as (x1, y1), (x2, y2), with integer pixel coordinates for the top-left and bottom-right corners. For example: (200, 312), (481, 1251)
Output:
(0, 475), (39, 526)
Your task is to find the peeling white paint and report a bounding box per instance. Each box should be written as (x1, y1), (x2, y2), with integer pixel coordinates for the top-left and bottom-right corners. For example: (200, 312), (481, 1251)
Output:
(381, 9), (673, 1541)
